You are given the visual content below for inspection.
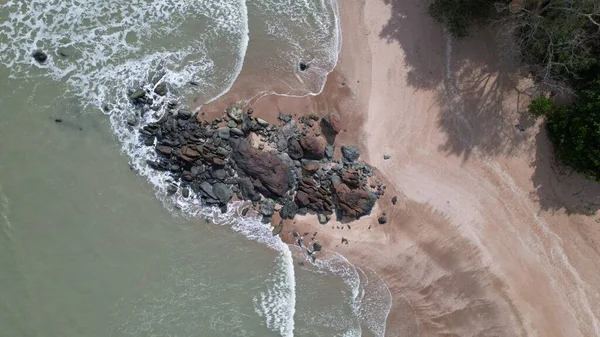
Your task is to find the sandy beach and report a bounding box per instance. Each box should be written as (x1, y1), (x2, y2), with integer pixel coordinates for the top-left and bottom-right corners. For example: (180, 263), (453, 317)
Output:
(200, 0), (600, 335)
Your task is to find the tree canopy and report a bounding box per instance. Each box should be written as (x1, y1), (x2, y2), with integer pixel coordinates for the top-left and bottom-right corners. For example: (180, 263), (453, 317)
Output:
(546, 82), (600, 181)
(429, 0), (600, 180)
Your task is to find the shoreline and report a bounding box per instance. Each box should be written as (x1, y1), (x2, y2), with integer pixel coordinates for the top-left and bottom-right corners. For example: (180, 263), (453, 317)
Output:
(192, 0), (600, 336)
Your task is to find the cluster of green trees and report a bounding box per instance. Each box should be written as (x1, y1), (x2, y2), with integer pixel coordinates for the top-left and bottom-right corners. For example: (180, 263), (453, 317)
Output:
(429, 0), (600, 180)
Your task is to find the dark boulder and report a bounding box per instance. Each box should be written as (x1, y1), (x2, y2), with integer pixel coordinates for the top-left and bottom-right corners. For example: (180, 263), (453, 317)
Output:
(260, 198), (276, 217)
(156, 145), (173, 156)
(378, 216), (388, 224)
(32, 50), (48, 63)
(295, 190), (310, 207)
(341, 169), (360, 188)
(181, 146), (200, 158)
(178, 110), (192, 119)
(321, 111), (341, 134)
(312, 242), (322, 252)
(212, 183), (233, 205)
(299, 133), (327, 159)
(341, 146), (360, 163)
(230, 139), (293, 199)
(280, 199), (299, 219)
(129, 89), (146, 101)
(324, 145), (334, 159)
(332, 179), (376, 219)
(199, 181), (217, 200)
(287, 137), (304, 160)
(154, 83), (168, 96)
(166, 185), (178, 195)
(238, 177), (261, 201)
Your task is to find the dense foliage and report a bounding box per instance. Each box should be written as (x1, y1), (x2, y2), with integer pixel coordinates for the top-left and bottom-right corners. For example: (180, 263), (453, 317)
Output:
(430, 0), (600, 179)
(528, 96), (553, 117)
(430, 0), (600, 89)
(546, 82), (600, 181)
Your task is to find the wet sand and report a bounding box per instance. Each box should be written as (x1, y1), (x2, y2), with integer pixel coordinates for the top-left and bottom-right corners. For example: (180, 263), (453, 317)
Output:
(199, 0), (600, 336)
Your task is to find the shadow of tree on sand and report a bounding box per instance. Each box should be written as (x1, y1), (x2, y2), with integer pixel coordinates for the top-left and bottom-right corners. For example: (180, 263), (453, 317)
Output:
(379, 0), (529, 160)
(531, 129), (600, 215)
(378, 0), (600, 215)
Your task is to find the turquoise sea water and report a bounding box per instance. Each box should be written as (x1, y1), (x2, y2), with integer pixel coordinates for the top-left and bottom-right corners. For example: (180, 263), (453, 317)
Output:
(0, 1), (390, 336)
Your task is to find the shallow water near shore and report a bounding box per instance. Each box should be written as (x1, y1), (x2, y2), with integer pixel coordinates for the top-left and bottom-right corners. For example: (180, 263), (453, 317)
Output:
(0, 0), (389, 336)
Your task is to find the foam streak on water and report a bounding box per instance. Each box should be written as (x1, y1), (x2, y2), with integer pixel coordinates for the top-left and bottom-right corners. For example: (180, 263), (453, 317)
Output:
(303, 250), (392, 337)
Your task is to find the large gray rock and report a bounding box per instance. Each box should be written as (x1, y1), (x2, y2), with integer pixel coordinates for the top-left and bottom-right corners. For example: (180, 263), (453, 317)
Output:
(341, 146), (360, 163)
(287, 137), (304, 160)
(230, 139), (293, 199)
(154, 82), (168, 96)
(256, 118), (269, 127)
(199, 181), (217, 200)
(217, 127), (230, 140)
(280, 199), (299, 219)
(212, 183), (233, 204)
(129, 89), (146, 100)
(260, 198), (276, 217)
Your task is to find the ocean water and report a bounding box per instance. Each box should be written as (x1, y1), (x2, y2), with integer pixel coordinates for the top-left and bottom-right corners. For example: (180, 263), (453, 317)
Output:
(0, 1), (390, 336)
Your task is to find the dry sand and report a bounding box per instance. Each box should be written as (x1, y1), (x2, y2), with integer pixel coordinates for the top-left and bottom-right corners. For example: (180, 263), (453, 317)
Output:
(199, 0), (600, 336)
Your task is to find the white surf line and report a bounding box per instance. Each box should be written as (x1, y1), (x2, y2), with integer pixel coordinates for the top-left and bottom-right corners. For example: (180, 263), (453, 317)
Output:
(222, 0), (342, 109)
(365, 267), (394, 337)
(442, 31), (600, 335)
(204, 0), (250, 105)
(0, 182), (13, 242)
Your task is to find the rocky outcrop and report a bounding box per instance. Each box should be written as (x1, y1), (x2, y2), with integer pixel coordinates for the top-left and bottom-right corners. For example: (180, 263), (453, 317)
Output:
(341, 146), (360, 163)
(321, 111), (341, 134)
(299, 133), (327, 159)
(231, 139), (293, 199)
(332, 176), (377, 219)
(154, 83), (168, 96)
(128, 88), (383, 228)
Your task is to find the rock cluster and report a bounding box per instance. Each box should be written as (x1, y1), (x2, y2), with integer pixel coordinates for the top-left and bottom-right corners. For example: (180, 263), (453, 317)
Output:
(126, 88), (384, 225)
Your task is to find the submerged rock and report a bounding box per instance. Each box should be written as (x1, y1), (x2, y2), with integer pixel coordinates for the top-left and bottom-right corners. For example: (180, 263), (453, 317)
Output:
(129, 89), (146, 100)
(154, 82), (168, 96)
(312, 242), (322, 252)
(32, 50), (48, 63)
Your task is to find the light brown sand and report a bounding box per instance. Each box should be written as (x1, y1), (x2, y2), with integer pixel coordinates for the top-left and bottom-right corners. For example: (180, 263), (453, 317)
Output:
(197, 0), (600, 336)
